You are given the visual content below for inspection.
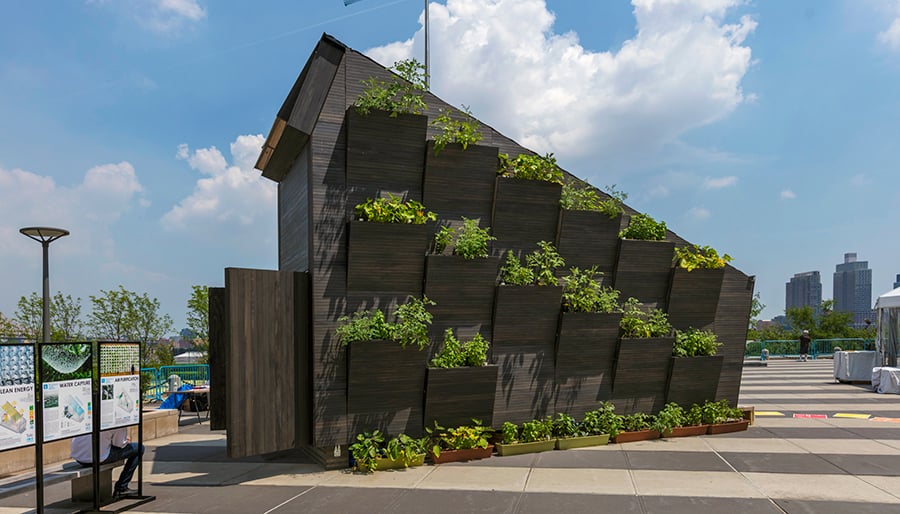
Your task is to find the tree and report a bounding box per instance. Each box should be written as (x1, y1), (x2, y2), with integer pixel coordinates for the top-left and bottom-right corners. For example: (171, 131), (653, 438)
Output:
(51, 292), (83, 341)
(185, 285), (209, 351)
(749, 292), (765, 330)
(87, 286), (173, 344)
(13, 292), (42, 340)
(0, 311), (18, 337)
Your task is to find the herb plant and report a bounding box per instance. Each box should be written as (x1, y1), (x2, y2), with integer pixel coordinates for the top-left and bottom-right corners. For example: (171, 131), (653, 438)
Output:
(519, 418), (553, 443)
(525, 241), (565, 286)
(384, 433), (427, 466)
(619, 213), (667, 241)
(501, 421), (519, 444)
(426, 419), (492, 457)
(620, 412), (654, 432)
(497, 153), (564, 185)
(434, 225), (455, 254)
(652, 403), (687, 435)
(552, 413), (582, 438)
(686, 404), (704, 426)
(350, 430), (385, 472)
(430, 329), (490, 368)
(500, 251), (535, 285)
(560, 183), (628, 218)
(335, 310), (394, 345)
(355, 194), (437, 224)
(673, 244), (732, 271)
(454, 218), (495, 259)
(673, 328), (722, 357)
(393, 296), (436, 349)
(562, 266), (621, 313)
(619, 298), (672, 338)
(582, 402), (623, 438)
(354, 58), (428, 117)
(431, 106), (483, 154)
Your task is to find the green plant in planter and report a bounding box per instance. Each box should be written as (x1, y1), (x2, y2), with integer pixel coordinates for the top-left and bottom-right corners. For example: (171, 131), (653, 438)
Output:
(686, 404), (704, 426)
(393, 296), (437, 349)
(560, 182), (628, 218)
(336, 310), (394, 345)
(699, 399), (744, 425)
(526, 241), (565, 286)
(434, 225), (455, 254)
(562, 266), (621, 313)
(651, 403), (687, 435)
(454, 218), (495, 259)
(431, 329), (491, 368)
(673, 328), (722, 357)
(620, 412), (654, 432)
(431, 106), (483, 154)
(500, 251), (535, 285)
(673, 244), (732, 271)
(619, 213), (667, 241)
(582, 402), (624, 438)
(384, 433), (428, 467)
(520, 417), (554, 443)
(350, 430), (385, 472)
(355, 194), (437, 224)
(497, 152), (564, 185)
(426, 419), (492, 457)
(552, 413), (583, 438)
(619, 298), (672, 338)
(354, 58), (428, 117)
(501, 421), (519, 444)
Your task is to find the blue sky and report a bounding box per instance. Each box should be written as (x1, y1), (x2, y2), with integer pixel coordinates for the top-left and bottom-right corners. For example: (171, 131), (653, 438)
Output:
(2, 0), (900, 331)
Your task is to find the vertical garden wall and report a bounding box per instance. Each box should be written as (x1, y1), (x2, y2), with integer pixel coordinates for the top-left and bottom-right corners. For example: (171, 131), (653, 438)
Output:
(216, 34), (754, 467)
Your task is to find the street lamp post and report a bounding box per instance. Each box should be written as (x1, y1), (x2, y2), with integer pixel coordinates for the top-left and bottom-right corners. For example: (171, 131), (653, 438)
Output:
(19, 226), (68, 514)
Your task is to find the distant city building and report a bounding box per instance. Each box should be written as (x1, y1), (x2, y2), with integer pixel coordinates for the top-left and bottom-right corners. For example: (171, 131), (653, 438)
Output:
(786, 271), (822, 313)
(894, 274), (900, 290)
(833, 252), (874, 328)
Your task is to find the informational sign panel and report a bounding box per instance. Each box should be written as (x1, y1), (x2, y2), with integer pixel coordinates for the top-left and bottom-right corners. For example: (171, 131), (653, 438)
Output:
(41, 343), (93, 442)
(99, 342), (141, 429)
(0, 344), (36, 451)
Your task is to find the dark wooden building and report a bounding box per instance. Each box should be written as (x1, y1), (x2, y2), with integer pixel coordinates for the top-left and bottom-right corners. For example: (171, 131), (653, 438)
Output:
(209, 34), (754, 468)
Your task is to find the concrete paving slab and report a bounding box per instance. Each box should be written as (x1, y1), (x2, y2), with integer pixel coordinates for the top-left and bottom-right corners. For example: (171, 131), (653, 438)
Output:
(718, 452), (845, 475)
(774, 499), (900, 514)
(517, 492), (640, 513)
(267, 485), (405, 513)
(625, 451), (733, 472)
(631, 470), (765, 498)
(323, 465), (433, 489)
(619, 437), (713, 452)
(743, 472), (900, 503)
(704, 436), (805, 453)
(416, 465), (529, 492)
(817, 454), (900, 476)
(641, 496), (783, 514)
(144, 461), (265, 486)
(392, 488), (519, 513)
(786, 438), (900, 455)
(857, 475), (900, 495)
(524, 468), (634, 494)
(532, 448), (628, 469)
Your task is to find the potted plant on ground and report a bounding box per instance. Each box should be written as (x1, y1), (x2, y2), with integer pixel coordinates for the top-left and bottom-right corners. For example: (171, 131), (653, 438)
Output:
(493, 153), (564, 253)
(613, 412), (660, 443)
(553, 412), (610, 450)
(614, 213), (675, 309)
(350, 431), (428, 472)
(424, 329), (498, 428)
(495, 418), (556, 456)
(558, 183), (626, 275)
(667, 244), (731, 330)
(667, 328), (725, 407)
(702, 399), (750, 434)
(612, 298), (674, 414)
(652, 402), (707, 438)
(348, 194), (437, 293)
(425, 419), (494, 464)
(581, 402), (624, 441)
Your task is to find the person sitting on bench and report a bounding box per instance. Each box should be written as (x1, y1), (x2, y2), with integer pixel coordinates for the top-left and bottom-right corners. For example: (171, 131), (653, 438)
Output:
(70, 427), (144, 498)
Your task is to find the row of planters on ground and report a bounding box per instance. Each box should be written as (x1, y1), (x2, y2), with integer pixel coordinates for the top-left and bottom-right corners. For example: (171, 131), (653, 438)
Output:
(350, 399), (749, 472)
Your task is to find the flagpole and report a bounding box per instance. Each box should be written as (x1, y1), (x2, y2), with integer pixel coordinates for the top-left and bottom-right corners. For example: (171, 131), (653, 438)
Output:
(424, 0), (430, 89)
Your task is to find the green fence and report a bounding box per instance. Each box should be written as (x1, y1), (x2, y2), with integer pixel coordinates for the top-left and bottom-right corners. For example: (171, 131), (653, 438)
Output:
(141, 364), (210, 401)
(745, 338), (874, 359)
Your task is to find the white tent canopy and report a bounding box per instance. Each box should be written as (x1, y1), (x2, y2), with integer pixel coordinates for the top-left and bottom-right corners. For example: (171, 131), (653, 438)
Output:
(174, 351), (206, 364)
(875, 287), (900, 367)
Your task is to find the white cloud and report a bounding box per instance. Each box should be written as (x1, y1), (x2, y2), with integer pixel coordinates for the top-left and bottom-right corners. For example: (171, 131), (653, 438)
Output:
(90, 0), (207, 33)
(163, 134), (274, 231)
(702, 175), (738, 189)
(366, 0), (756, 176)
(687, 206), (711, 220)
(780, 189), (796, 200)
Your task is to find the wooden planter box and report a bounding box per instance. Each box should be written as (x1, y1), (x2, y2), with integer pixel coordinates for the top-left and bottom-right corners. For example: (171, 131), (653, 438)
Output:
(707, 420), (750, 435)
(492, 285), (563, 347)
(359, 452), (427, 472)
(556, 211), (623, 276)
(555, 434), (610, 450)
(347, 221), (429, 294)
(424, 255), (500, 340)
(492, 178), (562, 255)
(424, 366), (498, 429)
(429, 445), (494, 464)
(495, 439), (556, 456)
(613, 239), (676, 309)
(345, 108), (427, 195)
(423, 142), (499, 224)
(662, 425), (709, 438)
(346, 340), (428, 437)
(611, 337), (674, 415)
(667, 268), (725, 331)
(612, 430), (660, 444)
(666, 355), (724, 407)
(554, 312), (621, 418)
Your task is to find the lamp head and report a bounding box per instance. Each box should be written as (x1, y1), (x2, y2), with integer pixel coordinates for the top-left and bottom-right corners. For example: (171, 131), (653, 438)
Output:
(19, 227), (70, 244)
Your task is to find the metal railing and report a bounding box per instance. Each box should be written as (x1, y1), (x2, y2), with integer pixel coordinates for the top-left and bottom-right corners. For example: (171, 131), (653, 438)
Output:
(141, 364), (210, 401)
(745, 338), (874, 359)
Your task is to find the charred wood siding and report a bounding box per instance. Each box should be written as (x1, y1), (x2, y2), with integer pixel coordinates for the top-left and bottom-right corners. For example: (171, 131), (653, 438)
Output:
(423, 142), (499, 224)
(208, 287), (227, 431)
(424, 366), (499, 428)
(667, 355), (724, 407)
(612, 337), (675, 415)
(557, 211), (623, 277)
(613, 240), (676, 310)
(424, 255), (500, 341)
(279, 144), (310, 273)
(667, 268), (725, 331)
(555, 312), (622, 419)
(714, 269), (755, 403)
(492, 178), (562, 256)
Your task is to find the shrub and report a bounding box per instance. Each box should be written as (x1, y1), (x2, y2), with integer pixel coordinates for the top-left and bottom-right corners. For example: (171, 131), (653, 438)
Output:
(673, 328), (722, 357)
(673, 244), (732, 271)
(497, 153), (564, 185)
(431, 106), (483, 154)
(355, 194), (437, 224)
(619, 213), (667, 241)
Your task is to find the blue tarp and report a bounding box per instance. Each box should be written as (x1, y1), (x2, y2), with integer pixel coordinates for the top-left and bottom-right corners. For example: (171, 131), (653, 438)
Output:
(159, 384), (193, 409)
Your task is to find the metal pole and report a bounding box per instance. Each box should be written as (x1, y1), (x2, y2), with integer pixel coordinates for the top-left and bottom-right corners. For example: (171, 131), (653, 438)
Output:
(42, 241), (50, 344)
(424, 0), (429, 89)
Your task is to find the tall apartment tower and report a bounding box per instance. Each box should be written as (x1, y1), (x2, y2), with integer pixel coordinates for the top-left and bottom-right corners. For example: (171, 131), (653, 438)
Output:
(786, 271), (822, 313)
(833, 252), (873, 328)
(894, 274), (900, 289)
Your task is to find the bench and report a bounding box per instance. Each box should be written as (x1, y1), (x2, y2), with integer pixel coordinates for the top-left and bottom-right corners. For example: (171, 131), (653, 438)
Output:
(0, 459), (126, 503)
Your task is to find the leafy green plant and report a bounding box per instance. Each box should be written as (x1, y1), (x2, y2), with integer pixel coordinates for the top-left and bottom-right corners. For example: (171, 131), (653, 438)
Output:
(525, 241), (565, 286)
(582, 402), (623, 438)
(562, 266), (621, 313)
(350, 430), (385, 472)
(686, 404), (704, 426)
(497, 153), (564, 185)
(464, 333), (490, 367)
(426, 419), (492, 457)
(620, 412), (654, 432)
(335, 310), (394, 345)
(393, 296), (436, 349)
(560, 183), (627, 218)
(673, 328), (722, 357)
(619, 298), (672, 338)
(354, 58), (428, 117)
(501, 421), (519, 444)
(519, 418), (553, 443)
(454, 218), (496, 259)
(652, 403), (687, 435)
(434, 225), (455, 254)
(552, 413), (582, 438)
(596, 185), (628, 218)
(431, 106), (483, 154)
(698, 399), (744, 425)
(673, 244), (732, 271)
(430, 329), (490, 368)
(619, 213), (667, 241)
(500, 251), (535, 285)
(384, 433), (427, 467)
(355, 194), (437, 224)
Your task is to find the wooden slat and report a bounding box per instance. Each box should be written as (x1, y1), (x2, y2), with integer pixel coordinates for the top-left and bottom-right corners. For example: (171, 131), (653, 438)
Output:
(208, 287), (227, 430)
